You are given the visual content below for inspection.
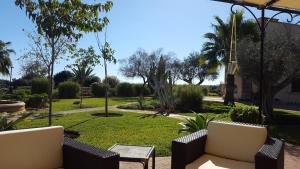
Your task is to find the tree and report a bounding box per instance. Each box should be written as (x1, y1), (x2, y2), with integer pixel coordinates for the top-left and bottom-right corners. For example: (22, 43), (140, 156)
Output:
(16, 0), (113, 125)
(96, 37), (116, 117)
(201, 11), (259, 104)
(84, 75), (100, 87)
(68, 47), (99, 108)
(237, 31), (300, 118)
(180, 52), (218, 85)
(21, 60), (48, 80)
(53, 70), (74, 88)
(168, 58), (182, 85)
(0, 40), (14, 76)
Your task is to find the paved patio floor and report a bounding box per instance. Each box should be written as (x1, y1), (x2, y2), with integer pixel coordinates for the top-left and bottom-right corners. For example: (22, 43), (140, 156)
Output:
(121, 144), (300, 169)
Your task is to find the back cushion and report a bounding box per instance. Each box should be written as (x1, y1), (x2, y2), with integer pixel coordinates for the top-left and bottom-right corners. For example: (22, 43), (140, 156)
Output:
(205, 121), (267, 162)
(0, 126), (64, 169)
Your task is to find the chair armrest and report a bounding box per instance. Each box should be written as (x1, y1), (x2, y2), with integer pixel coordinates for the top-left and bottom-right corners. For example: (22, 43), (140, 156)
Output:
(63, 137), (119, 169)
(255, 137), (284, 169)
(171, 129), (207, 169)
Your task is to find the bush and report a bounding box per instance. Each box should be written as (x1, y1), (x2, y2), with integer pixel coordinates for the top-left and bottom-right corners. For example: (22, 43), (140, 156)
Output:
(108, 88), (117, 97)
(31, 78), (49, 94)
(116, 82), (134, 97)
(132, 84), (151, 96)
(174, 85), (203, 112)
(58, 81), (80, 99)
(84, 75), (101, 87)
(201, 86), (209, 96)
(26, 93), (48, 108)
(12, 78), (31, 88)
(229, 105), (261, 124)
(91, 83), (109, 97)
(103, 76), (119, 88)
(1, 89), (30, 102)
(54, 70), (74, 88)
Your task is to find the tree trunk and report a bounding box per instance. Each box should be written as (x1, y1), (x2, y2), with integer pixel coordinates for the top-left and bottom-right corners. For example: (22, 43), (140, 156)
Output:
(224, 74), (235, 106)
(80, 83), (83, 109)
(104, 58), (108, 117)
(262, 93), (274, 121)
(48, 39), (55, 126)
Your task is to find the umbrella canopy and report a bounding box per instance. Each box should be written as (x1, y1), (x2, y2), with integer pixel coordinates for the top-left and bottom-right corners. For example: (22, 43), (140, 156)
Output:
(214, 0), (300, 14)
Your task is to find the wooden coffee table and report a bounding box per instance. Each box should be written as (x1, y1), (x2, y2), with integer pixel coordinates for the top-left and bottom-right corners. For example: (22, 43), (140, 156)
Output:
(109, 144), (155, 169)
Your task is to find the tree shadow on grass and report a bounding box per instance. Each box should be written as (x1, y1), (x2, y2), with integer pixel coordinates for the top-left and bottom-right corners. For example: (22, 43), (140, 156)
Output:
(139, 113), (163, 119)
(90, 112), (123, 117)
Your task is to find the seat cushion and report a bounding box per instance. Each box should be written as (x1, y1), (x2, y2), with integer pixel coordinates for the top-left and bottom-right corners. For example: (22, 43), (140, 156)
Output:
(0, 126), (64, 169)
(185, 154), (254, 169)
(205, 121), (267, 162)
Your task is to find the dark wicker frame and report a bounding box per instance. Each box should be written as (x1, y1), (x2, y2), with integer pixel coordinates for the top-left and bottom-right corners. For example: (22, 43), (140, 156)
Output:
(171, 127), (284, 169)
(63, 137), (120, 169)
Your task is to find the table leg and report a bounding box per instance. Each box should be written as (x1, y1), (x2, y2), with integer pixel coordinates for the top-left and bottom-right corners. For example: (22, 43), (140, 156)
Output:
(144, 160), (148, 169)
(152, 149), (155, 169)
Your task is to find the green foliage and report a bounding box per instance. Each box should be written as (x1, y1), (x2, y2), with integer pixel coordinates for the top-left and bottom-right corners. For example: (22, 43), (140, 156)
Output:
(1, 89), (30, 102)
(26, 93), (48, 108)
(201, 86), (209, 96)
(108, 88), (117, 97)
(116, 82), (134, 97)
(101, 42), (116, 63)
(31, 78), (48, 94)
(58, 81), (80, 99)
(174, 85), (203, 112)
(12, 78), (31, 88)
(178, 112), (215, 134)
(118, 99), (160, 110)
(0, 40), (13, 76)
(84, 75), (100, 87)
(0, 112), (32, 131)
(91, 83), (109, 97)
(103, 76), (119, 88)
(229, 105), (261, 124)
(132, 84), (151, 96)
(54, 70), (74, 87)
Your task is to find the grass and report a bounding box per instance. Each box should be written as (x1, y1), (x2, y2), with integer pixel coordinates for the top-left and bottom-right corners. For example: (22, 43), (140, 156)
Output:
(17, 110), (182, 156)
(31, 97), (143, 114)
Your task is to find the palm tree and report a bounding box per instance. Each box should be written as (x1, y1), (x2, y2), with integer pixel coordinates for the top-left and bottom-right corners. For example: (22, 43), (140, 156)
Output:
(0, 40), (14, 76)
(71, 65), (94, 108)
(201, 11), (259, 104)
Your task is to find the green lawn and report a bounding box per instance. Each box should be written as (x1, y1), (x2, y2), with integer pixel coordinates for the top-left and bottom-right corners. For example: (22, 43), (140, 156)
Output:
(32, 97), (142, 113)
(17, 110), (182, 156)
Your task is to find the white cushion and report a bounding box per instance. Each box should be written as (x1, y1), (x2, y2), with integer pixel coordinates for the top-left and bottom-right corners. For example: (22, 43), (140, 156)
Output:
(205, 121), (267, 162)
(186, 154), (254, 169)
(0, 126), (64, 169)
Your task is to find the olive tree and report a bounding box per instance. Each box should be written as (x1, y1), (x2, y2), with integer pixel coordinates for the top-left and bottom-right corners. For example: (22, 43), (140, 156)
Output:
(237, 31), (300, 118)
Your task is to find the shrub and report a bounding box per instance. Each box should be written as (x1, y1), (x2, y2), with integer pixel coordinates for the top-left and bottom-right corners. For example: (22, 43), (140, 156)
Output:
(116, 82), (134, 97)
(84, 75), (101, 87)
(31, 78), (49, 94)
(91, 83), (108, 97)
(201, 86), (209, 96)
(108, 88), (117, 97)
(12, 78), (31, 88)
(103, 76), (120, 88)
(26, 93), (48, 108)
(58, 81), (80, 99)
(174, 85), (203, 112)
(132, 84), (151, 96)
(229, 105), (261, 124)
(1, 89), (30, 102)
(54, 70), (74, 88)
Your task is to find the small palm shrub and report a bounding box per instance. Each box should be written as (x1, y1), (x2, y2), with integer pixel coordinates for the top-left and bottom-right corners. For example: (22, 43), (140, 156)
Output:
(0, 113), (32, 131)
(178, 112), (215, 134)
(31, 78), (49, 94)
(91, 83), (108, 97)
(58, 81), (80, 99)
(26, 93), (48, 108)
(229, 105), (262, 124)
(174, 85), (203, 112)
(116, 82), (134, 97)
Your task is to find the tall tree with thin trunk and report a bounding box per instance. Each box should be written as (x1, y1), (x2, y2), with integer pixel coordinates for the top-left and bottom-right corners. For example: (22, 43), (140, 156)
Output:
(68, 47), (99, 109)
(16, 0), (113, 125)
(96, 33), (116, 117)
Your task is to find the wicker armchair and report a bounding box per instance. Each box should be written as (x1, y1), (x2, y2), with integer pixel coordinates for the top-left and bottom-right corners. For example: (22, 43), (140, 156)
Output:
(171, 121), (284, 169)
(0, 126), (119, 169)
